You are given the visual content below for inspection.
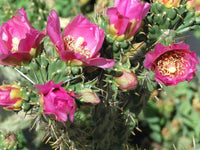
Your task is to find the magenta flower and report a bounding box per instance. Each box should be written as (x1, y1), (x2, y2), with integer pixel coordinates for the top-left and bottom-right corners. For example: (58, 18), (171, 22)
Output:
(0, 85), (22, 111)
(0, 8), (46, 66)
(35, 80), (78, 122)
(114, 68), (138, 90)
(47, 10), (115, 69)
(144, 42), (199, 86)
(107, 0), (151, 41)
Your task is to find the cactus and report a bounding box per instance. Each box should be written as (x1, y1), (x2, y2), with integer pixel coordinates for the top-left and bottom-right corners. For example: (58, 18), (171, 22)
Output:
(146, 2), (200, 45)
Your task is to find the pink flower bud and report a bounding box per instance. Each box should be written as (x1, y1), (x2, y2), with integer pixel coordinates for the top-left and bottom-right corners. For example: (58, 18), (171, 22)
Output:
(107, 0), (151, 41)
(0, 85), (22, 111)
(47, 10), (115, 69)
(114, 69), (138, 90)
(144, 42), (199, 86)
(80, 88), (100, 105)
(35, 80), (79, 123)
(0, 8), (46, 66)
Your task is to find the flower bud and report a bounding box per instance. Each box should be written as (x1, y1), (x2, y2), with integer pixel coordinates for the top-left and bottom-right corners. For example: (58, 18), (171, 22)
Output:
(114, 69), (138, 90)
(80, 88), (100, 105)
(0, 85), (22, 111)
(0, 9), (46, 66)
(35, 80), (79, 123)
(107, 0), (151, 41)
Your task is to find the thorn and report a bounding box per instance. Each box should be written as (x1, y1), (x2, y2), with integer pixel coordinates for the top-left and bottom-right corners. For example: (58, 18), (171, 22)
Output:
(147, 24), (152, 27)
(177, 14), (183, 20)
(162, 12), (166, 17)
(136, 126), (142, 132)
(131, 131), (136, 136)
(45, 136), (52, 144)
(173, 144), (177, 150)
(14, 68), (35, 85)
(193, 136), (196, 149)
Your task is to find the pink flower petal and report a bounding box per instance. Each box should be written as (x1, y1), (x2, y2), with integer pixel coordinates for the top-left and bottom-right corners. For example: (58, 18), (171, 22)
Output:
(86, 57), (115, 69)
(47, 10), (65, 51)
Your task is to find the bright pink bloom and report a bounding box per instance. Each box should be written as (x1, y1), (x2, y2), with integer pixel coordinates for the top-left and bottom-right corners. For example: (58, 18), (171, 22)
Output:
(114, 68), (138, 90)
(35, 80), (78, 122)
(107, 0), (151, 41)
(47, 10), (115, 69)
(144, 42), (199, 86)
(0, 85), (22, 111)
(0, 8), (46, 66)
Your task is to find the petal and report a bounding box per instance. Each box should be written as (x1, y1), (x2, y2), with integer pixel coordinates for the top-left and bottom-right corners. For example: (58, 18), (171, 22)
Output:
(63, 14), (89, 37)
(90, 28), (105, 57)
(47, 10), (64, 51)
(63, 14), (104, 56)
(2, 8), (33, 39)
(0, 52), (32, 65)
(114, 0), (151, 20)
(107, 8), (130, 36)
(58, 50), (83, 62)
(86, 57), (115, 69)
(69, 105), (76, 122)
(33, 29), (47, 48)
(35, 80), (63, 94)
(18, 29), (40, 52)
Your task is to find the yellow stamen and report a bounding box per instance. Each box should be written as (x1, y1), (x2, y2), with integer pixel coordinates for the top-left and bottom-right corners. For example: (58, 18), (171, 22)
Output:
(63, 35), (90, 59)
(11, 37), (20, 53)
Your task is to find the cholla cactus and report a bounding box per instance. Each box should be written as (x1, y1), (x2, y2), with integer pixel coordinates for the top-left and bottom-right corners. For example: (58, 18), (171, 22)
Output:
(0, 0), (199, 149)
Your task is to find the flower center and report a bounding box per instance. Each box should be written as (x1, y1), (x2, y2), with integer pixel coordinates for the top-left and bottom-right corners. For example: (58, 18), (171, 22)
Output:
(11, 37), (20, 53)
(156, 51), (187, 78)
(63, 35), (90, 59)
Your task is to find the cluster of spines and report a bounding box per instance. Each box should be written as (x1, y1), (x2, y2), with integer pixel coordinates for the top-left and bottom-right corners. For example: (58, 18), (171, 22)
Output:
(146, 2), (199, 44)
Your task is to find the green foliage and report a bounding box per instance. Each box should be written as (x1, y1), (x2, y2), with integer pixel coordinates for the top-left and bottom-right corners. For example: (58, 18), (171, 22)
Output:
(137, 68), (200, 149)
(146, 2), (200, 45)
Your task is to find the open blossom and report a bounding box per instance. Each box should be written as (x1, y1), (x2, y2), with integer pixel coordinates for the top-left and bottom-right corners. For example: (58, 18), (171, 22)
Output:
(144, 42), (199, 86)
(35, 80), (78, 122)
(157, 0), (181, 8)
(47, 10), (115, 69)
(0, 8), (46, 66)
(114, 68), (138, 90)
(107, 0), (151, 41)
(0, 85), (22, 111)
